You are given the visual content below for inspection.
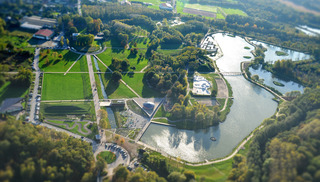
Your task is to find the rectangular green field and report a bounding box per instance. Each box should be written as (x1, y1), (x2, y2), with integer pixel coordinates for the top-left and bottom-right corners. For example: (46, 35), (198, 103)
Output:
(97, 49), (148, 72)
(130, 0), (161, 10)
(0, 81), (29, 102)
(221, 7), (247, 16)
(129, 37), (149, 49)
(101, 73), (137, 99)
(40, 102), (96, 121)
(39, 50), (80, 72)
(42, 73), (92, 100)
(184, 3), (218, 13)
(121, 73), (164, 98)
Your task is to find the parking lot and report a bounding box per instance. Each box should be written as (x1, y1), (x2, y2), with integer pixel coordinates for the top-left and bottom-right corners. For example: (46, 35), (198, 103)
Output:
(94, 143), (130, 176)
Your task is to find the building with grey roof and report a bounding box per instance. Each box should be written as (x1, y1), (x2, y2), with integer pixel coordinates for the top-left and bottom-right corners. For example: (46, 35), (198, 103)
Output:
(20, 16), (57, 30)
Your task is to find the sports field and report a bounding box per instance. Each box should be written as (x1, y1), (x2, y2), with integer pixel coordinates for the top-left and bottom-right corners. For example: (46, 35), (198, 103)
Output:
(42, 73), (92, 100)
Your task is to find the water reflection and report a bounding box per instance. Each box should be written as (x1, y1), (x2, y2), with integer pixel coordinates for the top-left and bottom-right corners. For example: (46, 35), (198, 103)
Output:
(141, 33), (278, 162)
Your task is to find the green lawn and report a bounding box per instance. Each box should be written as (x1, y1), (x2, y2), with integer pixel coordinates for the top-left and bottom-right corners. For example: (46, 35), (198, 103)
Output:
(39, 50), (80, 72)
(47, 120), (75, 127)
(42, 73), (92, 100)
(101, 73), (136, 99)
(69, 55), (88, 72)
(184, 3), (218, 13)
(152, 118), (168, 124)
(154, 105), (170, 118)
(97, 49), (148, 72)
(121, 73), (164, 98)
(97, 151), (117, 164)
(129, 37), (149, 49)
(0, 81), (29, 102)
(40, 102), (96, 121)
(221, 7), (247, 16)
(184, 159), (232, 182)
(130, 0), (161, 10)
(0, 30), (32, 49)
(104, 37), (123, 48)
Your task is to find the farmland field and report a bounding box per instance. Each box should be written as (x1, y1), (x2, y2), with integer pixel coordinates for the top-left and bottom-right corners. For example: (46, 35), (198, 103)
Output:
(184, 3), (218, 13)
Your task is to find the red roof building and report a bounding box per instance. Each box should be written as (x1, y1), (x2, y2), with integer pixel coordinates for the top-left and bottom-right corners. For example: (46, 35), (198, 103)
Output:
(33, 29), (54, 40)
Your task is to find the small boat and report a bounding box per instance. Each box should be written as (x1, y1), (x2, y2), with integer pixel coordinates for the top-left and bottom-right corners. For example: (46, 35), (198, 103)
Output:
(210, 137), (216, 141)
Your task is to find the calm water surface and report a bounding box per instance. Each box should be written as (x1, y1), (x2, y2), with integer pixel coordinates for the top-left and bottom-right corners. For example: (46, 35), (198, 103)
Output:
(141, 34), (278, 162)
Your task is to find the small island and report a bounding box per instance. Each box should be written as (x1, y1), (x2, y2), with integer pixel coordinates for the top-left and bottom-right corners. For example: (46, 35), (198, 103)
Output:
(275, 51), (289, 56)
(273, 81), (285, 87)
(243, 56), (252, 59)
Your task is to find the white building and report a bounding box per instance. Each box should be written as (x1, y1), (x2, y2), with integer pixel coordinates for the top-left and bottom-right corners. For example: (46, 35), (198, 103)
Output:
(159, 3), (173, 11)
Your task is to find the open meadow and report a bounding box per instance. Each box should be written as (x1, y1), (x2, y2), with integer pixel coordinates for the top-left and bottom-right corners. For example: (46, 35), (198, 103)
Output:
(42, 73), (92, 100)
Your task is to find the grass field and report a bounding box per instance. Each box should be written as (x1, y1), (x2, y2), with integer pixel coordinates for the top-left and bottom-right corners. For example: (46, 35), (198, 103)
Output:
(39, 50), (80, 72)
(184, 159), (232, 182)
(184, 3), (218, 13)
(41, 102), (96, 121)
(97, 49), (148, 72)
(0, 81), (29, 102)
(130, 0), (161, 10)
(69, 55), (88, 72)
(129, 37), (149, 49)
(101, 73), (136, 99)
(42, 73), (92, 100)
(154, 105), (170, 118)
(97, 151), (117, 164)
(221, 7), (247, 16)
(0, 30), (32, 49)
(121, 73), (164, 98)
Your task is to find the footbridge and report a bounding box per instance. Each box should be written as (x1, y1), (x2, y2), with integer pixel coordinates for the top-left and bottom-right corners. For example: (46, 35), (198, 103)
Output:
(220, 72), (244, 76)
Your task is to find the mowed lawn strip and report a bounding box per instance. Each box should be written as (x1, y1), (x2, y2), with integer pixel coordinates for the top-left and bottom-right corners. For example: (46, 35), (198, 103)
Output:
(122, 73), (164, 98)
(97, 49), (148, 72)
(101, 73), (136, 99)
(42, 73), (92, 100)
(69, 55), (88, 72)
(39, 50), (80, 72)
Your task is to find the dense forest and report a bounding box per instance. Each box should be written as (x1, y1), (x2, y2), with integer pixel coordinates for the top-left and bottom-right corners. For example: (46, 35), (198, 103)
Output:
(0, 119), (96, 182)
(229, 88), (320, 181)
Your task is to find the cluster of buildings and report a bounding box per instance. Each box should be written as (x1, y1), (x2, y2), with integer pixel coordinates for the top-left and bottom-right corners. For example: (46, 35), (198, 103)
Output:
(19, 16), (57, 40)
(192, 74), (212, 96)
(201, 36), (218, 56)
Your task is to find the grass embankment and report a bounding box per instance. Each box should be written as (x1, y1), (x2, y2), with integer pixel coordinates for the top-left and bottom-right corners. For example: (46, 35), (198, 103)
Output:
(96, 49), (148, 72)
(0, 81), (29, 102)
(39, 50), (80, 72)
(42, 73), (92, 100)
(127, 100), (148, 117)
(97, 151), (117, 164)
(122, 73), (164, 98)
(100, 73), (136, 99)
(40, 101), (96, 121)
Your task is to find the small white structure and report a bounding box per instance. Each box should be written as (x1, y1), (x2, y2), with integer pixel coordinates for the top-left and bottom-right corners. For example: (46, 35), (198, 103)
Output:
(159, 3), (173, 11)
(192, 74), (211, 96)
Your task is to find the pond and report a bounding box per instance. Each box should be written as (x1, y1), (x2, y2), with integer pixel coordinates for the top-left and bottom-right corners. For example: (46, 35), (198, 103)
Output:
(251, 41), (310, 63)
(141, 33), (278, 162)
(249, 64), (304, 95)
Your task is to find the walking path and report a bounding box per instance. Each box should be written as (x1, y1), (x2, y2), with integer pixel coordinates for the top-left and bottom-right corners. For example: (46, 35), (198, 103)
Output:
(86, 55), (101, 124)
(45, 120), (92, 135)
(64, 54), (83, 75)
(94, 55), (141, 98)
(41, 99), (93, 102)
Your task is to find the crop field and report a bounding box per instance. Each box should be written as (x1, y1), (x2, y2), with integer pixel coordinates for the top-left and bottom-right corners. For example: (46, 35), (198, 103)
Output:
(42, 73), (92, 100)
(122, 73), (164, 98)
(221, 7), (247, 16)
(96, 49), (148, 71)
(101, 73), (136, 99)
(39, 50), (80, 72)
(40, 101), (95, 120)
(183, 7), (217, 18)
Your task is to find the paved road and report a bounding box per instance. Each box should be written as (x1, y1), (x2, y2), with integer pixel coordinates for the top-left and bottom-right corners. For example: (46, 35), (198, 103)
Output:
(94, 143), (130, 177)
(86, 55), (101, 124)
(29, 48), (41, 124)
(78, 0), (82, 16)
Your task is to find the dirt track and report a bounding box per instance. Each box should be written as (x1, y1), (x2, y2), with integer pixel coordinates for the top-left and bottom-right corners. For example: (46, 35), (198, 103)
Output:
(183, 8), (217, 18)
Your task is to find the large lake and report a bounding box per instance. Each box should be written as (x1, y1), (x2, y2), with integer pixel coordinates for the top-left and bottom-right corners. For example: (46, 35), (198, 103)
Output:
(141, 33), (278, 162)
